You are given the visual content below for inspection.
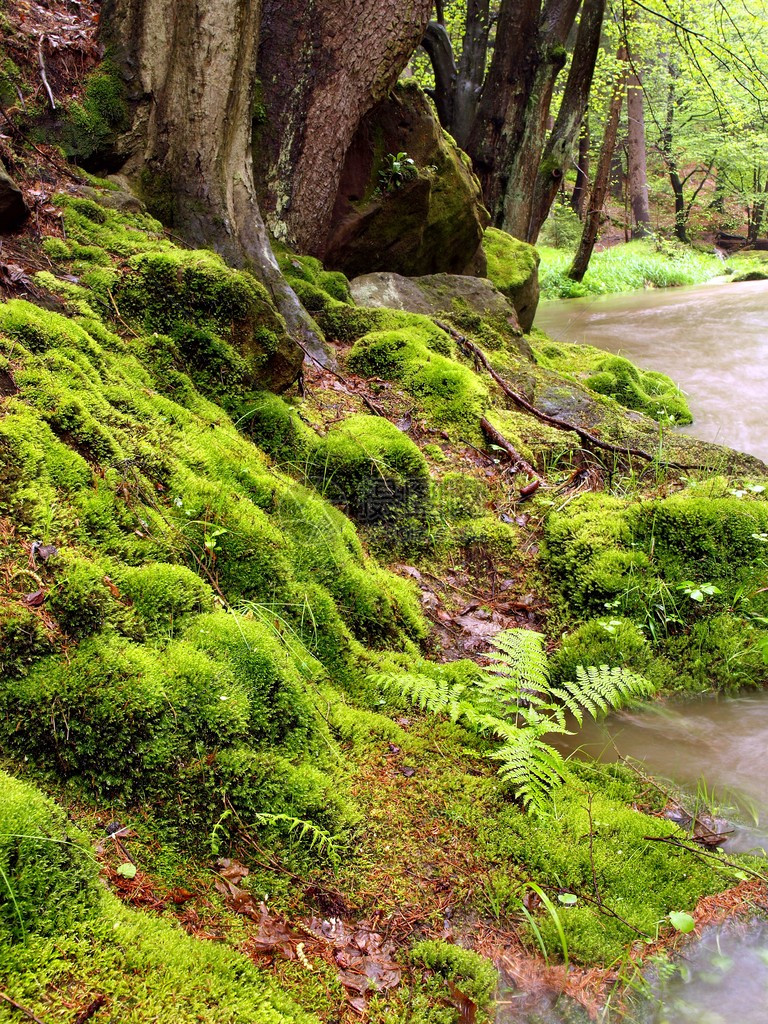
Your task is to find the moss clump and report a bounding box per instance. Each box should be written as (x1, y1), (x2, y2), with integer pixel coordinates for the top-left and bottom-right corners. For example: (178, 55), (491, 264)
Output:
(278, 252), (352, 312)
(348, 328), (488, 426)
(0, 772), (100, 943)
(411, 940), (498, 1019)
(311, 414), (430, 524)
(239, 392), (320, 464)
(550, 618), (653, 684)
(481, 775), (723, 964)
(60, 65), (129, 164)
(533, 339), (692, 424)
(0, 601), (53, 678)
(483, 227), (539, 297)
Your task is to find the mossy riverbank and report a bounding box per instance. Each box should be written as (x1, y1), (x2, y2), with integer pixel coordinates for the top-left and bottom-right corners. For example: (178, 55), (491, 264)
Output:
(2, 189), (768, 1023)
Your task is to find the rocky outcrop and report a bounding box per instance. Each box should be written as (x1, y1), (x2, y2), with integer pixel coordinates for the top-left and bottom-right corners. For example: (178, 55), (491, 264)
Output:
(324, 82), (489, 279)
(0, 162), (29, 232)
(349, 271), (532, 359)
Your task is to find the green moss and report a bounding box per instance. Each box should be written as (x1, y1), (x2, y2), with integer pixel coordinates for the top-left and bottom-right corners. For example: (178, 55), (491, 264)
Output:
(348, 328), (488, 426)
(240, 392), (320, 463)
(0, 772), (100, 943)
(60, 65), (129, 164)
(411, 940), (498, 1019)
(318, 303), (452, 352)
(550, 618), (653, 684)
(480, 775), (724, 964)
(311, 413), (430, 523)
(0, 601), (53, 678)
(533, 339), (692, 424)
(483, 227), (539, 297)
(278, 253), (352, 311)
(2, 892), (317, 1023)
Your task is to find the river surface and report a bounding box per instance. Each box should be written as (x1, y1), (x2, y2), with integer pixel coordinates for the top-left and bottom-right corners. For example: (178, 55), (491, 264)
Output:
(509, 281), (768, 1022)
(535, 278), (768, 462)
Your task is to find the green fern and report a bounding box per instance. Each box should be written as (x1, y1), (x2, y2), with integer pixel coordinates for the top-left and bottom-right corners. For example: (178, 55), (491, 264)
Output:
(373, 629), (653, 815)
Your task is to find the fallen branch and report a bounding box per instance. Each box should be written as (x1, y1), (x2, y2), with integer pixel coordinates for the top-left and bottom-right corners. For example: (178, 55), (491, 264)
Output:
(434, 319), (706, 471)
(37, 37), (56, 112)
(0, 991), (47, 1024)
(479, 417), (543, 483)
(642, 834), (768, 880)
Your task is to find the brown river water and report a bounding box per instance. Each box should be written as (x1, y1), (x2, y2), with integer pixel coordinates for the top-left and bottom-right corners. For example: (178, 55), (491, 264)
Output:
(505, 281), (768, 1023)
(535, 277), (768, 462)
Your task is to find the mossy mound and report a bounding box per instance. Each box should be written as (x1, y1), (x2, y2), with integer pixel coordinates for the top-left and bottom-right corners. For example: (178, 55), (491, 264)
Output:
(312, 414), (430, 524)
(0, 296), (425, 838)
(2, 888), (317, 1023)
(482, 227), (540, 332)
(277, 252), (352, 313)
(347, 328), (488, 428)
(0, 772), (101, 943)
(544, 489), (768, 690)
(411, 940), (498, 1020)
(533, 338), (692, 424)
(36, 198), (302, 394)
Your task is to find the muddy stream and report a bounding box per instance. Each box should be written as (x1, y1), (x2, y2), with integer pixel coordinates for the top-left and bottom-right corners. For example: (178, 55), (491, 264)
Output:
(506, 281), (768, 1022)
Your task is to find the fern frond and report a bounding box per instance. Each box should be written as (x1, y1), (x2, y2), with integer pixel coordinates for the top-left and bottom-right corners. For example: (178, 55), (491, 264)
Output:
(550, 665), (652, 725)
(485, 629), (549, 694)
(493, 731), (568, 815)
(252, 812), (343, 868)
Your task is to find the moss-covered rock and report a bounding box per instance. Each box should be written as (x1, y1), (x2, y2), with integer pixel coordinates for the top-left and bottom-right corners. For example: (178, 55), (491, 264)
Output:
(323, 81), (489, 278)
(533, 338), (692, 424)
(0, 772), (100, 943)
(482, 227), (540, 332)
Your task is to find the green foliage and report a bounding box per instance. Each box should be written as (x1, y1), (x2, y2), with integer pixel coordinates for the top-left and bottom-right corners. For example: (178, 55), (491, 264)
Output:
(538, 201), (583, 249)
(538, 241), (728, 299)
(378, 151), (418, 192)
(0, 772), (100, 943)
(375, 629), (651, 814)
(410, 940), (498, 1019)
(481, 777), (724, 964)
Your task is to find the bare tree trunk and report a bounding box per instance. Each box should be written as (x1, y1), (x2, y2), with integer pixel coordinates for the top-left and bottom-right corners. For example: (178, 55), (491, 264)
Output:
(494, 0), (582, 236)
(254, 0), (432, 255)
(527, 0), (605, 241)
(453, 0), (491, 148)
(100, 0), (331, 366)
(626, 71), (651, 237)
(570, 117), (590, 217)
(568, 46), (627, 282)
(421, 21), (458, 129)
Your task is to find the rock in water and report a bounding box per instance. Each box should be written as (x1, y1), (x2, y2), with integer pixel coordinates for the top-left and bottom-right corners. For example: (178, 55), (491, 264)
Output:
(0, 162), (29, 232)
(324, 82), (489, 278)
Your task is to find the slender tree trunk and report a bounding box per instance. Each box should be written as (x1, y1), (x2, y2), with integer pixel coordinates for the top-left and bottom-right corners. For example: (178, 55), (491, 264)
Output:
(527, 0), (605, 241)
(100, 0), (330, 366)
(568, 46), (627, 282)
(661, 77), (688, 242)
(421, 21), (458, 129)
(626, 71), (652, 237)
(570, 117), (590, 217)
(452, 0), (491, 148)
(497, 0), (582, 236)
(748, 175), (768, 242)
(254, 0), (432, 254)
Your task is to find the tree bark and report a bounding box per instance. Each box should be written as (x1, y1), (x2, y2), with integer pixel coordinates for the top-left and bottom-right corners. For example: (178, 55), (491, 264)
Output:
(568, 46), (627, 282)
(100, 0), (332, 367)
(421, 21), (458, 130)
(452, 0), (491, 148)
(527, 0), (605, 241)
(466, 0), (581, 233)
(254, 0), (432, 255)
(626, 71), (652, 237)
(570, 117), (590, 217)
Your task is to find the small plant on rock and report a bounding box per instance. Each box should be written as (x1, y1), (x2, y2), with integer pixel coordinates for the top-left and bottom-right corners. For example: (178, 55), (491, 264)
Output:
(378, 151), (417, 192)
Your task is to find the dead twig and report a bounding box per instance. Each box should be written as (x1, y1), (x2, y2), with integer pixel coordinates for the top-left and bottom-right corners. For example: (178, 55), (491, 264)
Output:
(37, 36), (56, 111)
(642, 834), (768, 880)
(0, 991), (48, 1024)
(73, 995), (106, 1024)
(479, 417), (544, 483)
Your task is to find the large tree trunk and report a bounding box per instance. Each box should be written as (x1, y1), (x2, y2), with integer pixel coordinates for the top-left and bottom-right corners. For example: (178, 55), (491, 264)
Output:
(100, 0), (331, 367)
(467, 0), (581, 233)
(452, 0), (491, 148)
(626, 71), (652, 237)
(254, 0), (432, 255)
(527, 0), (605, 241)
(568, 46), (626, 282)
